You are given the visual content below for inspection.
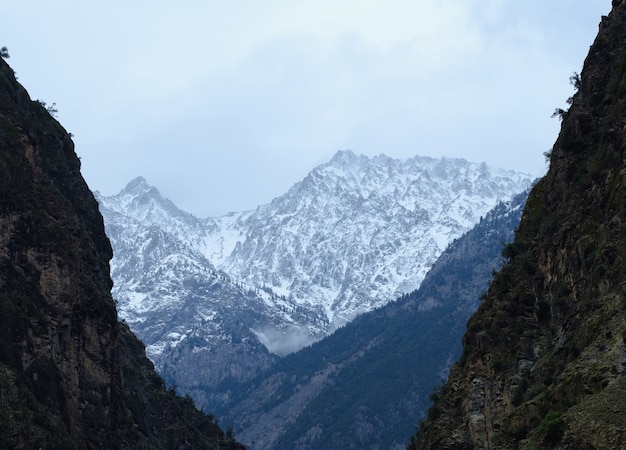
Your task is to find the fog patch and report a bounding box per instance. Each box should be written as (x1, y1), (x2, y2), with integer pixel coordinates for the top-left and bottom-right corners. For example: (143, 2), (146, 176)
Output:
(253, 314), (356, 356)
(328, 314), (352, 333)
(253, 325), (321, 356)
(417, 297), (440, 312)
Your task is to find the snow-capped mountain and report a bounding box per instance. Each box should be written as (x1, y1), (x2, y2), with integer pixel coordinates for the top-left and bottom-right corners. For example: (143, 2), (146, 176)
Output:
(97, 182), (282, 406)
(209, 150), (532, 329)
(97, 150), (532, 409)
(99, 150), (532, 356)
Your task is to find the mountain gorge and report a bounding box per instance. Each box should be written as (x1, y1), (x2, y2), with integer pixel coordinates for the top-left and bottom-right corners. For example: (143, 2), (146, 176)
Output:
(413, 2), (626, 448)
(0, 56), (242, 448)
(98, 151), (532, 411)
(4, 2), (619, 448)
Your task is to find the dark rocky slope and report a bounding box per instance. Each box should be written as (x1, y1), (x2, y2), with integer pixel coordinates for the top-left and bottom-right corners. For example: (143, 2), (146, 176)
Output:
(0, 57), (243, 449)
(412, 1), (626, 448)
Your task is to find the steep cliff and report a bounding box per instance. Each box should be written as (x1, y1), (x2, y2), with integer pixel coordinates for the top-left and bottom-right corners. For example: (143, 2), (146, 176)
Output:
(412, 2), (626, 449)
(0, 57), (242, 448)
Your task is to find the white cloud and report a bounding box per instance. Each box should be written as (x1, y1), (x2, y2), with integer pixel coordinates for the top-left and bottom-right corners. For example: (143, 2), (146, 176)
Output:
(2, 1), (609, 217)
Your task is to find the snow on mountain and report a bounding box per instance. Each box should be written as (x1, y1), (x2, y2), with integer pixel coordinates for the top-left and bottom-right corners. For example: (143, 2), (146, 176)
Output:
(98, 151), (533, 361)
(97, 183), (284, 406)
(204, 150), (532, 328)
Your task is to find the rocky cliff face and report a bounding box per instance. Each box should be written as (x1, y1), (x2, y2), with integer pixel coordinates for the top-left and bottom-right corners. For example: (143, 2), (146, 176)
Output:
(0, 57), (242, 448)
(412, 2), (626, 448)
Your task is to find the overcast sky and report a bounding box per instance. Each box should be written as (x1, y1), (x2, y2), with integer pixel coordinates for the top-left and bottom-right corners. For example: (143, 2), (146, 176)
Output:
(4, 1), (608, 217)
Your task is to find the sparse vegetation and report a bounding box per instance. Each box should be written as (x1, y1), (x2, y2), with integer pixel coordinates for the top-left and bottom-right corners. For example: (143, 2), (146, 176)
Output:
(551, 107), (567, 120)
(551, 72), (582, 119)
(36, 100), (58, 117)
(537, 411), (565, 446)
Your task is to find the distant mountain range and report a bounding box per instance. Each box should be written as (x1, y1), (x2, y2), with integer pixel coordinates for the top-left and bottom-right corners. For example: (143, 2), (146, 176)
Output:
(96, 150), (532, 412)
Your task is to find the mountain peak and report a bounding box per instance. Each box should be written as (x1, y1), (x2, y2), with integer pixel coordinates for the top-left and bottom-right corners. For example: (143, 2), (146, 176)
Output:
(121, 176), (158, 196)
(328, 149), (369, 169)
(330, 148), (357, 162)
(101, 176), (200, 231)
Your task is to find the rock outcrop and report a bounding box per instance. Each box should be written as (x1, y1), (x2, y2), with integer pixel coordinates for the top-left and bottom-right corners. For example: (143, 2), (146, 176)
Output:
(0, 56), (242, 448)
(411, 2), (626, 448)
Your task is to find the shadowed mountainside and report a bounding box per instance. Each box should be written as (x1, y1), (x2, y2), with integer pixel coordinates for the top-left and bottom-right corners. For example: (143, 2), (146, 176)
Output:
(0, 56), (243, 449)
(412, 2), (626, 448)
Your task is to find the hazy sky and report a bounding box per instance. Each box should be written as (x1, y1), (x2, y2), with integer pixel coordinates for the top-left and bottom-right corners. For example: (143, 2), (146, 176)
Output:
(4, 1), (608, 217)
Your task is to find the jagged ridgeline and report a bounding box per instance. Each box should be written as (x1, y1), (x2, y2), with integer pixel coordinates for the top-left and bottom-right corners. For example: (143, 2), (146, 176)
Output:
(0, 58), (243, 448)
(412, 2), (626, 449)
(98, 149), (532, 418)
